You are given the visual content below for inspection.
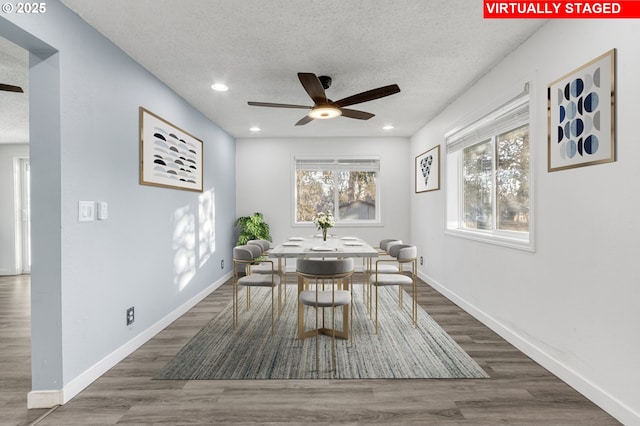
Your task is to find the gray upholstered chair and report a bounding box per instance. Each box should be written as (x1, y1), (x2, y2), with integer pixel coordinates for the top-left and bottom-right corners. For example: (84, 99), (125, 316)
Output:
(246, 240), (273, 274)
(378, 239), (403, 255)
(247, 239), (289, 304)
(233, 245), (281, 335)
(297, 258), (354, 372)
(373, 239), (402, 273)
(369, 244), (418, 334)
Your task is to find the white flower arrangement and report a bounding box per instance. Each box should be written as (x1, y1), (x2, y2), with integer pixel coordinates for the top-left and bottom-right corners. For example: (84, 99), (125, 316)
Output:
(313, 211), (335, 231)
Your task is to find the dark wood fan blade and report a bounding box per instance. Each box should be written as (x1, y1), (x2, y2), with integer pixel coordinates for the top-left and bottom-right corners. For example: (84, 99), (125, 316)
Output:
(298, 73), (327, 105)
(333, 84), (400, 108)
(295, 115), (314, 126)
(0, 84), (24, 93)
(248, 101), (311, 109)
(340, 108), (375, 120)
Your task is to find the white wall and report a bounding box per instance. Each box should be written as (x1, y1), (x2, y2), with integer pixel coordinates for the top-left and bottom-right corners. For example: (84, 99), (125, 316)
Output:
(411, 20), (640, 424)
(236, 137), (411, 258)
(0, 143), (29, 275)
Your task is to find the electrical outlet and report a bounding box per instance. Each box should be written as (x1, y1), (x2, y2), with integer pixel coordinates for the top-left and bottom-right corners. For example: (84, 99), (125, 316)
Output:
(126, 307), (134, 326)
(221, 259), (225, 269)
(420, 256), (424, 265)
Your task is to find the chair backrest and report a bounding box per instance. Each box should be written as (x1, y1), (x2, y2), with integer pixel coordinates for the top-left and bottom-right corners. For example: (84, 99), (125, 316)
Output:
(296, 258), (354, 277)
(245, 244), (263, 259)
(388, 244), (417, 261)
(248, 239), (270, 253)
(379, 239), (402, 251)
(233, 245), (256, 262)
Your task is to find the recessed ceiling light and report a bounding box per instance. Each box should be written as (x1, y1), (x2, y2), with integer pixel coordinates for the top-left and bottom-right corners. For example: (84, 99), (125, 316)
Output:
(211, 83), (228, 92)
(383, 125), (394, 130)
(249, 126), (261, 132)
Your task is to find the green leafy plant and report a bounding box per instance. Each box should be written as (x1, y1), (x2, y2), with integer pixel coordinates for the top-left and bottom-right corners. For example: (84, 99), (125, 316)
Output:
(234, 212), (272, 245)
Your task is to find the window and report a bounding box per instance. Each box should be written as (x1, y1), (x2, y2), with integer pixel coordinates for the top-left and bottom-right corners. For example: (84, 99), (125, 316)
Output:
(294, 157), (380, 225)
(446, 84), (532, 250)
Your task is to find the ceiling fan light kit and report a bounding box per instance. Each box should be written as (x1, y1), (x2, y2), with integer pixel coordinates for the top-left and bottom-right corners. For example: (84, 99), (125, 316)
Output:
(308, 105), (342, 119)
(247, 72), (399, 126)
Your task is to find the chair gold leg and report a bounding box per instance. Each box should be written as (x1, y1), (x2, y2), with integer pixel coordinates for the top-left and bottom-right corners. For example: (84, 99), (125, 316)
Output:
(246, 287), (250, 311)
(232, 282), (237, 330)
(375, 285), (379, 335)
(349, 276), (354, 349)
(331, 304), (336, 372)
(297, 289), (304, 340)
(271, 286), (275, 336)
(315, 285), (319, 372)
(413, 274), (417, 328)
(369, 281), (373, 320)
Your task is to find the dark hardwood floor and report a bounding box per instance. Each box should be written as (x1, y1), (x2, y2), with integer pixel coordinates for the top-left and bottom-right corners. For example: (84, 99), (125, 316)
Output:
(1, 273), (619, 425)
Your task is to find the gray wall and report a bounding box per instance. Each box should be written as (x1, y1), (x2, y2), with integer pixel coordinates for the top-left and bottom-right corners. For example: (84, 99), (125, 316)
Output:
(2, 0), (236, 401)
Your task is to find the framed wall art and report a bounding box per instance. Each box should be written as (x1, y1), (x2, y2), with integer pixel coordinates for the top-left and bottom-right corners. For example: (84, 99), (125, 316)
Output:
(140, 107), (203, 192)
(547, 49), (615, 172)
(415, 145), (440, 193)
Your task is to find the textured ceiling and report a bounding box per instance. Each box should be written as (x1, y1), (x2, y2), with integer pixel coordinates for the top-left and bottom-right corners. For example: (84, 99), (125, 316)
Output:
(3, 1), (546, 143)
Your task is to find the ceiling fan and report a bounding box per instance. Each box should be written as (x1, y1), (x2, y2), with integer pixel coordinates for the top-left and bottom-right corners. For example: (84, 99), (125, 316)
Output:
(0, 83), (24, 93)
(248, 72), (400, 126)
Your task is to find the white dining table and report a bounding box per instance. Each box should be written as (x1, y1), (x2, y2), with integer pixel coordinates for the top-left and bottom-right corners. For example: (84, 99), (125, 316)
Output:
(269, 235), (378, 340)
(269, 235), (379, 259)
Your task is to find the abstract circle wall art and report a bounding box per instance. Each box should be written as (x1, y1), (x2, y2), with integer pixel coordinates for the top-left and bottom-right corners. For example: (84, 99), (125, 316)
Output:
(547, 49), (615, 172)
(140, 107), (204, 192)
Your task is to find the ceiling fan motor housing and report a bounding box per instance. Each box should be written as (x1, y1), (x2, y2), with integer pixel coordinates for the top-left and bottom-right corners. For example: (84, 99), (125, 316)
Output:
(318, 75), (332, 90)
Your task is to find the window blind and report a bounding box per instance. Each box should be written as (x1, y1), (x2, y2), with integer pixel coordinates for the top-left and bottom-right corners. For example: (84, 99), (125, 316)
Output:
(295, 157), (380, 172)
(446, 83), (530, 153)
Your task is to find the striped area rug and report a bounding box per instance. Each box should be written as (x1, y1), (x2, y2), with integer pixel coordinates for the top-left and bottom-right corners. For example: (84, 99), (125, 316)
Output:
(154, 284), (489, 380)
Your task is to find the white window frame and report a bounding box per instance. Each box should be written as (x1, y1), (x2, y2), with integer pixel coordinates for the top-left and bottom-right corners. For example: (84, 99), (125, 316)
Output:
(292, 155), (381, 226)
(445, 83), (535, 251)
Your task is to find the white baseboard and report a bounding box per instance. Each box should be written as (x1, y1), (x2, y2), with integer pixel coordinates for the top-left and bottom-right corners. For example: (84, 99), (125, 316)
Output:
(418, 271), (639, 426)
(27, 390), (63, 409)
(27, 272), (231, 409)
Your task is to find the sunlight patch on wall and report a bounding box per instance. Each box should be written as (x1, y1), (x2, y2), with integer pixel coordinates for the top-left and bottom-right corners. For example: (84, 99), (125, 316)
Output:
(172, 187), (217, 292)
(199, 187), (216, 268)
(173, 203), (196, 291)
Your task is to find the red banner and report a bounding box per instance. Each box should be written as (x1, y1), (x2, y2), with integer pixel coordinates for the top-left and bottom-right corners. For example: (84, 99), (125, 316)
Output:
(484, 1), (640, 18)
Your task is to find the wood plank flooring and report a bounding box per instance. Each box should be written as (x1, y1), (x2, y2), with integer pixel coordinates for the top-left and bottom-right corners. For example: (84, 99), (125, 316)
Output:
(1, 274), (619, 425)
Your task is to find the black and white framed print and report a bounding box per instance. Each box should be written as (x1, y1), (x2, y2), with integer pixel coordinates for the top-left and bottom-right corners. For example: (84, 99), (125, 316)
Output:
(140, 107), (203, 192)
(415, 145), (440, 193)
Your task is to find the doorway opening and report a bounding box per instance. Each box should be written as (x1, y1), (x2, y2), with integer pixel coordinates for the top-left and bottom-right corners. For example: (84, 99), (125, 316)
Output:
(15, 157), (31, 274)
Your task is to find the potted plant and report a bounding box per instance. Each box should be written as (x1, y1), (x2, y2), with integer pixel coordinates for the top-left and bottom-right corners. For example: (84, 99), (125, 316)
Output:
(234, 212), (272, 245)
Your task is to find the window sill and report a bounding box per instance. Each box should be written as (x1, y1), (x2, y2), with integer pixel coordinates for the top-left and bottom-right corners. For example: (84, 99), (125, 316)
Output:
(445, 228), (534, 252)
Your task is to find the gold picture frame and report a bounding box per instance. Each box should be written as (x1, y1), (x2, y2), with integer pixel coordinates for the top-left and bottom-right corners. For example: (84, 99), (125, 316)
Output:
(139, 107), (203, 192)
(547, 49), (615, 172)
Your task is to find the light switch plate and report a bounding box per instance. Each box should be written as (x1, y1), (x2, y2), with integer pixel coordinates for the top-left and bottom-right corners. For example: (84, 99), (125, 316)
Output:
(97, 202), (108, 220)
(78, 201), (95, 222)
